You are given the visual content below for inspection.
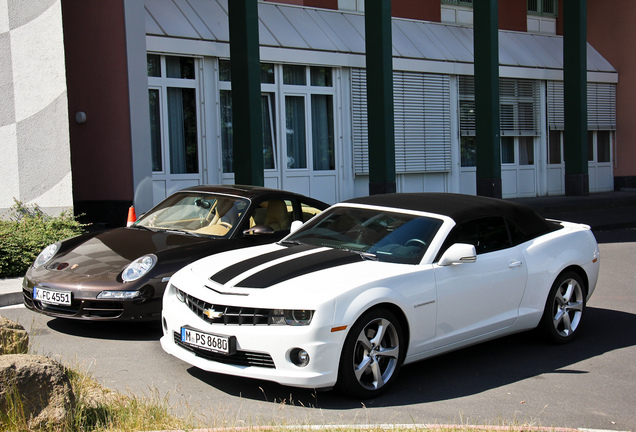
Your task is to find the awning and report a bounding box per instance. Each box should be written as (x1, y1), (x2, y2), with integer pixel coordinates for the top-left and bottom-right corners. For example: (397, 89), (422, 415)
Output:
(145, 0), (616, 82)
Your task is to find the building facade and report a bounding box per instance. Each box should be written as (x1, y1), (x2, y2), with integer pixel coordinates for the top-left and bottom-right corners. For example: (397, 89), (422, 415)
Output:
(140, 0), (617, 206)
(0, 0), (73, 218)
(2, 0), (633, 226)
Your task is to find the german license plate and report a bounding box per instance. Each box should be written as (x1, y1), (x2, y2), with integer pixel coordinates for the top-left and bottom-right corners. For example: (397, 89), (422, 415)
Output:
(33, 287), (71, 306)
(180, 327), (236, 355)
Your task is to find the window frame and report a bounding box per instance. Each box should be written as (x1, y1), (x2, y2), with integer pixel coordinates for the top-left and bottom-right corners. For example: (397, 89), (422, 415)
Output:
(147, 54), (202, 176)
(527, 0), (558, 17)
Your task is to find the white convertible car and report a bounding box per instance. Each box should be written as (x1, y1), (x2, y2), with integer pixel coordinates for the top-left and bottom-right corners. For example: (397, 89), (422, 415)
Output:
(160, 193), (600, 398)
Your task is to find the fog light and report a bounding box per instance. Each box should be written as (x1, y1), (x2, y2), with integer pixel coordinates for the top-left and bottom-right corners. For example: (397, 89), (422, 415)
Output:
(290, 348), (310, 367)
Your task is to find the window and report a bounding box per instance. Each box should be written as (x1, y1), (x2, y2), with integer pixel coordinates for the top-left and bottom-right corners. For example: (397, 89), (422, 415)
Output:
(459, 76), (539, 171)
(527, 0), (557, 17)
(501, 136), (534, 166)
(461, 137), (476, 168)
(442, 0), (473, 5)
(148, 89), (162, 171)
(352, 69), (452, 174)
(548, 130), (562, 164)
(311, 94), (335, 170)
(547, 81), (615, 168)
(441, 217), (525, 256)
(597, 131), (611, 163)
(519, 137), (535, 165)
(460, 76), (540, 136)
(501, 137), (515, 164)
(300, 202), (323, 222)
(219, 61), (277, 173)
(219, 62), (336, 175)
(286, 96), (307, 169)
(283, 65), (306, 85)
(250, 199), (293, 232)
(147, 54), (200, 175)
(588, 131), (612, 163)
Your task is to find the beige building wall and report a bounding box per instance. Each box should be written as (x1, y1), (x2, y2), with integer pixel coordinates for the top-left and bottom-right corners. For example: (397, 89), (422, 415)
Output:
(0, 0), (73, 218)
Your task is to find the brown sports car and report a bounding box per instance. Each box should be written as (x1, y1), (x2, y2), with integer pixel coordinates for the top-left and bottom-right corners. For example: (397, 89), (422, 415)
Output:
(23, 185), (328, 321)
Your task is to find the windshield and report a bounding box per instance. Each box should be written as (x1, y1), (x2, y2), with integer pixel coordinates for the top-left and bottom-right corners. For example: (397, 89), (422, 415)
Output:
(285, 206), (443, 264)
(134, 192), (249, 238)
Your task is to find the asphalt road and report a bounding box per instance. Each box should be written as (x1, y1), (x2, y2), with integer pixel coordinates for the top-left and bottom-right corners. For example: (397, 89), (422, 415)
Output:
(2, 229), (635, 431)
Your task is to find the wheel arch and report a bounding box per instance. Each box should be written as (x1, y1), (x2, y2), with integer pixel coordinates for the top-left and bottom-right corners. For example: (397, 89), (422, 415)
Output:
(556, 264), (589, 298)
(352, 302), (411, 356)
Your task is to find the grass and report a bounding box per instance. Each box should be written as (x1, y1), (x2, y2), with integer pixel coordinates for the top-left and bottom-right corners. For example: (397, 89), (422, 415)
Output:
(0, 348), (194, 432)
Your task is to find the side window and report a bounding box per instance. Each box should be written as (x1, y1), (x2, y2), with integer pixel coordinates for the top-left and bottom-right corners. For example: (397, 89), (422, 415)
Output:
(444, 217), (512, 255)
(299, 201), (323, 222)
(506, 219), (528, 246)
(250, 199), (293, 232)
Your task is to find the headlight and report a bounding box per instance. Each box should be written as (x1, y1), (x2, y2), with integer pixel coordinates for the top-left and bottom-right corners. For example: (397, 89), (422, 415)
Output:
(97, 290), (142, 300)
(121, 254), (157, 282)
(272, 309), (314, 326)
(33, 243), (59, 268)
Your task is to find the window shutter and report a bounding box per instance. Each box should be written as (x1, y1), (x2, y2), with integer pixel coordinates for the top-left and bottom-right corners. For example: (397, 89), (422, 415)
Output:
(352, 69), (452, 175)
(351, 68), (369, 175)
(588, 82), (616, 130)
(547, 80), (564, 130)
(499, 78), (541, 136)
(460, 76), (540, 136)
(548, 81), (616, 131)
(394, 71), (452, 172)
(459, 76), (475, 136)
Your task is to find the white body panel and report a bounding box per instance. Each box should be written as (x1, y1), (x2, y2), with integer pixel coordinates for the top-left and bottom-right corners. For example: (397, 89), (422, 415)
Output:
(160, 204), (600, 390)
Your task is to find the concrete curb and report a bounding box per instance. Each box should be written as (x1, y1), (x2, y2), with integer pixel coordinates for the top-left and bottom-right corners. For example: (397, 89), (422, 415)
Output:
(0, 277), (23, 308)
(144, 424), (629, 432)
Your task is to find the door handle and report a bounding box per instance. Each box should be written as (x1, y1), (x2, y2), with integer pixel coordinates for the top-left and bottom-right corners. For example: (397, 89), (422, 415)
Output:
(509, 260), (523, 268)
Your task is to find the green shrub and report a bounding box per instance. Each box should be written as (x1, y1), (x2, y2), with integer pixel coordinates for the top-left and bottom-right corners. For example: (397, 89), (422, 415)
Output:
(0, 200), (86, 278)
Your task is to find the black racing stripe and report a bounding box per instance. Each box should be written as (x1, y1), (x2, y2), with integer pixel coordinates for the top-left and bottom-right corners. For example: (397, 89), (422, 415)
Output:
(236, 249), (362, 288)
(210, 244), (319, 285)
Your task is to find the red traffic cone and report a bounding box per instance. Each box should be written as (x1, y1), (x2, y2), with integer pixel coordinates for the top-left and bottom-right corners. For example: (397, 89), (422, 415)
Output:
(126, 206), (137, 227)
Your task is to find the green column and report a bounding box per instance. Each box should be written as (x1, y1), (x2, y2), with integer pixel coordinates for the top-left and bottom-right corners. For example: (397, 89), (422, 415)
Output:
(473, 0), (502, 199)
(365, 0), (396, 195)
(563, 0), (589, 196)
(228, 0), (264, 186)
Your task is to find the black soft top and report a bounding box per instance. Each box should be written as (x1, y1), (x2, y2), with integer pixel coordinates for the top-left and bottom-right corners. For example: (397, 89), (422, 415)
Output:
(344, 193), (560, 239)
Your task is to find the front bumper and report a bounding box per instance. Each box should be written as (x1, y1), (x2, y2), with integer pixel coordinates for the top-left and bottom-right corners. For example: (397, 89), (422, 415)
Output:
(160, 285), (345, 389)
(22, 274), (166, 321)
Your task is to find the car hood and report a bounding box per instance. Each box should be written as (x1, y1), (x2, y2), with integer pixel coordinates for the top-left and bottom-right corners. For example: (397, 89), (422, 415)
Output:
(48, 227), (214, 277)
(187, 243), (412, 298)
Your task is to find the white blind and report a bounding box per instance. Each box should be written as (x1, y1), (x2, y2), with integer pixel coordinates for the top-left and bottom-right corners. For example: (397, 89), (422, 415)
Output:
(547, 80), (616, 130)
(352, 69), (369, 174)
(459, 76), (541, 136)
(352, 69), (452, 175)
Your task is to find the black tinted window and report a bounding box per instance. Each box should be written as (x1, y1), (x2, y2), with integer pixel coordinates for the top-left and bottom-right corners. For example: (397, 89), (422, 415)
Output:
(443, 217), (511, 255)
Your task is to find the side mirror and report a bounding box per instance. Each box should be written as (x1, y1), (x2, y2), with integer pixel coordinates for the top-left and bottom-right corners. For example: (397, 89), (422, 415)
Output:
(438, 243), (477, 266)
(243, 225), (275, 236)
(290, 220), (304, 234)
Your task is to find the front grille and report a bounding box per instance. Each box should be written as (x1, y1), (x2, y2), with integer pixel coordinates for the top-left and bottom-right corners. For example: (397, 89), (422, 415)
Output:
(173, 332), (275, 368)
(181, 291), (282, 325)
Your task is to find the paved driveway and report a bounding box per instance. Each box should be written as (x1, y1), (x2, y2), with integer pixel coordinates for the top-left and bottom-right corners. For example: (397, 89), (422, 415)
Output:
(2, 231), (635, 431)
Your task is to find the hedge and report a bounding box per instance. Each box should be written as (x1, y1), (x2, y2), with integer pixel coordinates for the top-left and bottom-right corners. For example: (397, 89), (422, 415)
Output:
(0, 201), (85, 278)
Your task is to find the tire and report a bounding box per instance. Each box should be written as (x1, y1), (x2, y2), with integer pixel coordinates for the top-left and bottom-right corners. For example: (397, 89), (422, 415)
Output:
(540, 271), (586, 344)
(336, 308), (404, 398)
